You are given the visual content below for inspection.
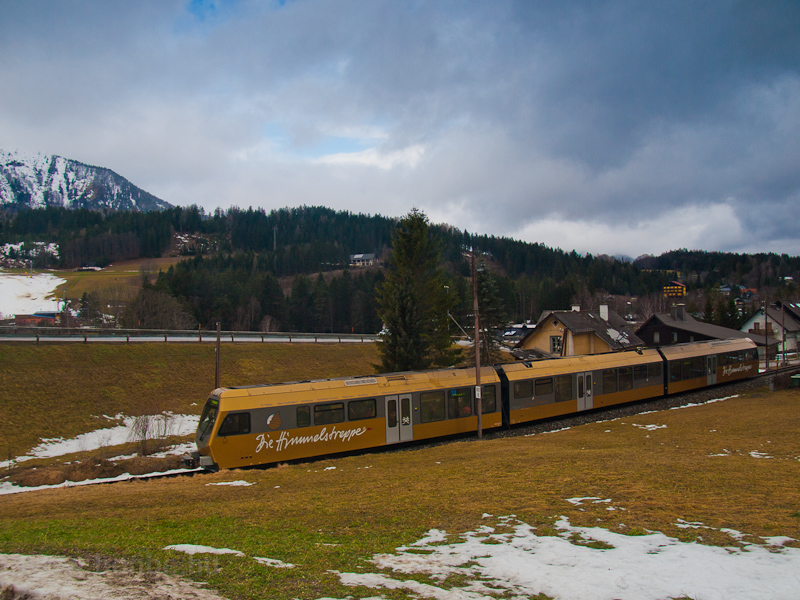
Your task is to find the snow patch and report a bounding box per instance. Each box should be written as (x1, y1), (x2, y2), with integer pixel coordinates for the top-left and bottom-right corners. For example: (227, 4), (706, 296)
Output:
(333, 515), (800, 600)
(206, 480), (254, 487)
(164, 545), (244, 557)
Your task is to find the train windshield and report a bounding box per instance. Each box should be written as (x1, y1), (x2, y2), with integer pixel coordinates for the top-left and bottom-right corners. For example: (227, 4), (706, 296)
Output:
(197, 397), (219, 443)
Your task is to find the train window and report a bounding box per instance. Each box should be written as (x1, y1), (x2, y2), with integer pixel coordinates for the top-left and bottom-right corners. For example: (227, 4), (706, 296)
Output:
(602, 369), (617, 393)
(481, 385), (497, 413)
(348, 399), (376, 421)
(670, 361), (681, 382)
(448, 388), (473, 419)
(314, 402), (345, 425)
(681, 359), (693, 380)
(420, 391), (445, 423)
(387, 399), (397, 428)
(619, 367), (633, 391)
(633, 365), (648, 382)
(693, 357), (705, 378)
(514, 380), (533, 398)
(218, 412), (251, 437)
(535, 378), (553, 396)
(297, 406), (310, 428)
(197, 399), (219, 440)
(648, 362), (662, 379)
(554, 375), (572, 402)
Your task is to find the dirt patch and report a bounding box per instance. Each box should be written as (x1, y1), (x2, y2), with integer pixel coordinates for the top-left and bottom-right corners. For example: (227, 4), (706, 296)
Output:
(0, 554), (227, 599)
(7, 455), (184, 488)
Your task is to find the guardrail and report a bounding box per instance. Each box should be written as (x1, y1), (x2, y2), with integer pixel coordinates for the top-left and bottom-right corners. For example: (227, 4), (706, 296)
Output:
(0, 326), (378, 344)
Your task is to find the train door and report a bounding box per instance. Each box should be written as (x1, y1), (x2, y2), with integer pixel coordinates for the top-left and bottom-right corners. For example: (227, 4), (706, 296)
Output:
(577, 372), (593, 411)
(385, 394), (413, 444)
(707, 355), (717, 385)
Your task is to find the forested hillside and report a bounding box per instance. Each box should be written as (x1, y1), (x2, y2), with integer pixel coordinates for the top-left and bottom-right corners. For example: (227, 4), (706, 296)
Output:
(2, 205), (799, 332)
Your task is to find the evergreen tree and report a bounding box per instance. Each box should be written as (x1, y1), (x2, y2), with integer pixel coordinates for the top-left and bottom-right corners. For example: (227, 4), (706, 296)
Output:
(78, 291), (103, 326)
(473, 260), (508, 364)
(376, 209), (457, 372)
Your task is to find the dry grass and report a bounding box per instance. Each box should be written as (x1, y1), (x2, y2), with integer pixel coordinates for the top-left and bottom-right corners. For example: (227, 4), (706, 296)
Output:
(0, 342), (379, 460)
(0, 386), (797, 599)
(50, 257), (187, 302)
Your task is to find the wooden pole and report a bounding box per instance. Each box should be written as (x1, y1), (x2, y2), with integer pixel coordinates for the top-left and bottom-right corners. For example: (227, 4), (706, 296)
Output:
(472, 251), (482, 439)
(215, 322), (221, 389)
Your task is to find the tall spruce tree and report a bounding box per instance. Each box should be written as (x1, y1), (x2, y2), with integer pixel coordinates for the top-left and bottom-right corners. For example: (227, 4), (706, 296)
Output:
(376, 208), (457, 372)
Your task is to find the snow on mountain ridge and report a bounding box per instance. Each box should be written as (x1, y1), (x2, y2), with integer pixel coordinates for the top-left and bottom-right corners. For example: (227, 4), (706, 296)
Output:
(0, 149), (172, 212)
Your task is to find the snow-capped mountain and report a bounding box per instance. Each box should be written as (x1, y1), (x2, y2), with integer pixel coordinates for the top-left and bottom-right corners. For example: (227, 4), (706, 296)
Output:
(0, 149), (172, 212)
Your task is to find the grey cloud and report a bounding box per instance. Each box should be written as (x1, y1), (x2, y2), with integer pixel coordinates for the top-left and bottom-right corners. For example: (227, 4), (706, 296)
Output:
(1, 0), (798, 256)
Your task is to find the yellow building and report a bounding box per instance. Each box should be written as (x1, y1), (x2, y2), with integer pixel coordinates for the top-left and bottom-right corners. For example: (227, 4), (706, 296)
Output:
(515, 305), (644, 357)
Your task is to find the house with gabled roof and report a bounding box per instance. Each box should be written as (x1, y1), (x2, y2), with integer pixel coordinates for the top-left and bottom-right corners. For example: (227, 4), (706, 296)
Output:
(349, 253), (376, 267)
(740, 301), (800, 359)
(636, 304), (779, 360)
(514, 304), (644, 358)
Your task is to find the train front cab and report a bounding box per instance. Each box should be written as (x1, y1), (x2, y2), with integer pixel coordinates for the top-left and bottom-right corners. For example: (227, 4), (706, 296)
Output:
(192, 366), (504, 470)
(497, 348), (665, 426)
(658, 338), (758, 395)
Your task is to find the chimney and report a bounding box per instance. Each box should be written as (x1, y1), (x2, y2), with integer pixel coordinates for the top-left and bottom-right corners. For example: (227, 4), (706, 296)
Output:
(670, 304), (677, 320)
(676, 304), (686, 321)
(572, 304), (581, 312)
(599, 304), (609, 321)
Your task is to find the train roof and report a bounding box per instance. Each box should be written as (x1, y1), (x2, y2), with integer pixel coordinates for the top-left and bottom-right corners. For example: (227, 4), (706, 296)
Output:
(498, 348), (663, 381)
(211, 365), (501, 410)
(657, 337), (756, 359)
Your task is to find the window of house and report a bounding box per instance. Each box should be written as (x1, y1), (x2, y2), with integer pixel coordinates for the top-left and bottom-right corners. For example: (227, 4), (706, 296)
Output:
(653, 332), (660, 344)
(550, 335), (562, 354)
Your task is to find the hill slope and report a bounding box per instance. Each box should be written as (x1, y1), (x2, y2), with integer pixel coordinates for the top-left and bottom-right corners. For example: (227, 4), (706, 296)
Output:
(0, 149), (171, 212)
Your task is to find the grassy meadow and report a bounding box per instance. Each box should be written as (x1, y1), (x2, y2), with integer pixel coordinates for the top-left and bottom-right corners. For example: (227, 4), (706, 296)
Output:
(0, 341), (799, 599)
(0, 342), (379, 460)
(50, 257), (186, 303)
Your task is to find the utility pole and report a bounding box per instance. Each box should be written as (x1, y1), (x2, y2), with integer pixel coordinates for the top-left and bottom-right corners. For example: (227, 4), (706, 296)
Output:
(215, 322), (221, 389)
(472, 251), (482, 439)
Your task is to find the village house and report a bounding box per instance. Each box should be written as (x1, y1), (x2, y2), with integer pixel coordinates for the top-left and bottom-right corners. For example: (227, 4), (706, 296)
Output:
(349, 253), (376, 267)
(636, 305), (779, 361)
(515, 305), (644, 358)
(739, 301), (800, 360)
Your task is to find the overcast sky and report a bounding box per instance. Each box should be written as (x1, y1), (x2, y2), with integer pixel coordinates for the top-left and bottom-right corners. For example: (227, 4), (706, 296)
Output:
(1, 1), (798, 258)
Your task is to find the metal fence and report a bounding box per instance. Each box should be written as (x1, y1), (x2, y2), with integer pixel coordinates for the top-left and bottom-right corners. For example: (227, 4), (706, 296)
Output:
(0, 326), (378, 344)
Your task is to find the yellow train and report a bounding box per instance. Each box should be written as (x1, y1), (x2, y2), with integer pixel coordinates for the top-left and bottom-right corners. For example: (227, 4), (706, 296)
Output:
(185, 338), (758, 470)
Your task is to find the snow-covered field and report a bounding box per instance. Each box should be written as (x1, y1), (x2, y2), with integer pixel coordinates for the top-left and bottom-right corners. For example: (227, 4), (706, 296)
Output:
(0, 269), (65, 318)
